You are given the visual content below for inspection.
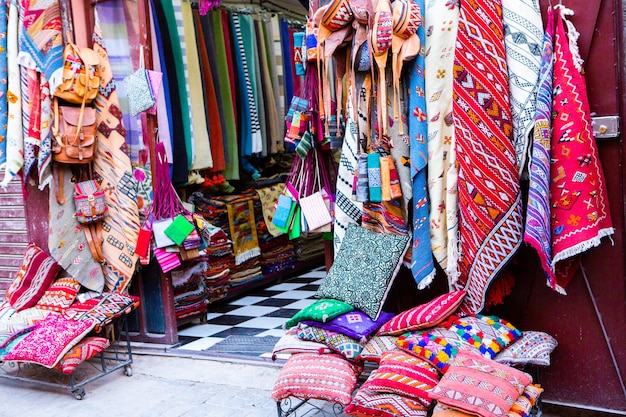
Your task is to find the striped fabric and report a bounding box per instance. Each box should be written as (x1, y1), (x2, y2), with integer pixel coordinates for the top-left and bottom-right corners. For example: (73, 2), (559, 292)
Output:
(20, 67), (39, 183)
(37, 76), (53, 190)
(0, 2), (7, 170)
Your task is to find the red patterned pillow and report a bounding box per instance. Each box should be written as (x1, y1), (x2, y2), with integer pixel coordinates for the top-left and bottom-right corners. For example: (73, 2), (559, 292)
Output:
(345, 388), (428, 417)
(54, 336), (110, 374)
(271, 353), (363, 406)
(35, 277), (81, 313)
(378, 291), (466, 336)
(6, 243), (62, 311)
(3, 313), (95, 368)
(429, 351), (532, 417)
(357, 335), (399, 363)
(361, 350), (440, 407)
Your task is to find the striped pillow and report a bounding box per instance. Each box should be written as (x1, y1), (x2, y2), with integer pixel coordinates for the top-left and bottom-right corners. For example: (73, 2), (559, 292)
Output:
(378, 291), (466, 336)
(35, 277), (81, 313)
(346, 388), (428, 417)
(54, 336), (110, 374)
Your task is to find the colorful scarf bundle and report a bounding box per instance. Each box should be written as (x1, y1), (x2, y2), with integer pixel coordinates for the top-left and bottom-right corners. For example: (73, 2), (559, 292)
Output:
(549, 6), (614, 289)
(227, 198), (261, 266)
(452, 0), (523, 315)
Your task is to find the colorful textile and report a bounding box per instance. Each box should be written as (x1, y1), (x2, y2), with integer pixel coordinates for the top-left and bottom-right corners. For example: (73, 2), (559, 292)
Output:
(21, 67), (40, 183)
(0, 2), (7, 170)
(507, 384), (543, 417)
(255, 183), (285, 237)
(549, 6), (614, 288)
(285, 298), (354, 329)
(35, 277), (80, 313)
(54, 336), (110, 375)
(271, 327), (333, 360)
(92, 25), (141, 292)
(524, 8), (556, 291)
(425, 0), (459, 281)
(37, 76), (53, 190)
(495, 330), (557, 367)
(226, 199), (261, 265)
(358, 335), (399, 363)
(448, 315), (522, 359)
(346, 388), (428, 417)
(303, 310), (394, 341)
(297, 323), (365, 360)
(63, 292), (139, 332)
(452, 0), (523, 315)
(271, 352), (363, 406)
(407, 0), (434, 289)
(502, 0), (543, 176)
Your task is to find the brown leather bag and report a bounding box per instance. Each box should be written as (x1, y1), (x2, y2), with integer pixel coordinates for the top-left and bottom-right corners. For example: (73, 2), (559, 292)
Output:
(52, 100), (97, 164)
(55, 42), (100, 105)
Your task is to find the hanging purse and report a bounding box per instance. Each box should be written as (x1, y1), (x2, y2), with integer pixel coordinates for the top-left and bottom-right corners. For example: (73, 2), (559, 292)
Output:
(73, 179), (107, 223)
(52, 100), (97, 164)
(55, 40), (100, 105)
(123, 47), (156, 116)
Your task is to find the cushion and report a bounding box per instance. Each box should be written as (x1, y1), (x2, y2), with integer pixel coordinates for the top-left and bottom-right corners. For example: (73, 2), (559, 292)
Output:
(35, 277), (81, 313)
(63, 292), (140, 331)
(361, 350), (440, 407)
(303, 310), (394, 341)
(378, 291), (466, 336)
(0, 301), (15, 322)
(284, 298), (354, 329)
(345, 388), (428, 417)
(271, 327), (333, 360)
(0, 324), (37, 350)
(297, 323), (365, 360)
(6, 243), (62, 311)
(396, 328), (481, 373)
(507, 384), (543, 417)
(448, 315), (522, 359)
(0, 332), (29, 359)
(314, 223), (410, 320)
(431, 403), (474, 416)
(54, 336), (110, 374)
(271, 352), (363, 406)
(3, 313), (95, 368)
(495, 331), (558, 367)
(428, 351), (532, 417)
(7, 307), (51, 327)
(358, 335), (399, 363)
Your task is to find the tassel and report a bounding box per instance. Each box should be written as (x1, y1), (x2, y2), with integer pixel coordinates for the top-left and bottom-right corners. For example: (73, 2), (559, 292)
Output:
(389, 156), (402, 199)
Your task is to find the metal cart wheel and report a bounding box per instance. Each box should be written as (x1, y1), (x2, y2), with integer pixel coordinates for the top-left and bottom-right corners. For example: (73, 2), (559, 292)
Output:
(124, 365), (132, 377)
(73, 388), (86, 400)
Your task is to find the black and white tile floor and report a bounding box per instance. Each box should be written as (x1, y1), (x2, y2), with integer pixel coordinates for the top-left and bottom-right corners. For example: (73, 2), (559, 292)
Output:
(172, 267), (326, 359)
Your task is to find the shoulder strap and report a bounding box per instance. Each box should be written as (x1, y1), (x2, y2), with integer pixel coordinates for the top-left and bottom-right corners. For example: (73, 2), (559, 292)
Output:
(84, 223), (105, 263)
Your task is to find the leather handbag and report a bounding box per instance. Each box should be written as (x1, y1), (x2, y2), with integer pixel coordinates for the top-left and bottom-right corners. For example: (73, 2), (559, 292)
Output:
(52, 101), (97, 164)
(55, 41), (100, 105)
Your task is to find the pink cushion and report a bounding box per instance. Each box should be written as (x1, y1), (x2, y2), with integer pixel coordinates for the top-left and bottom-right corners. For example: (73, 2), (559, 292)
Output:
(35, 277), (81, 313)
(271, 353), (363, 406)
(54, 336), (110, 374)
(345, 388), (428, 417)
(378, 291), (466, 336)
(429, 351), (532, 417)
(6, 243), (62, 311)
(3, 313), (95, 368)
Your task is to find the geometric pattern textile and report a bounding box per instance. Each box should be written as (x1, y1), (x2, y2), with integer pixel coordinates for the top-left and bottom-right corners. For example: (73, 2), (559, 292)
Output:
(62, 292), (140, 332)
(448, 315), (522, 359)
(494, 330), (557, 367)
(35, 277), (81, 313)
(303, 310), (394, 341)
(284, 298), (355, 330)
(296, 323), (365, 360)
(507, 384), (543, 417)
(451, 0), (523, 315)
(549, 6), (613, 287)
(345, 388), (428, 417)
(358, 335), (399, 363)
(54, 336), (110, 375)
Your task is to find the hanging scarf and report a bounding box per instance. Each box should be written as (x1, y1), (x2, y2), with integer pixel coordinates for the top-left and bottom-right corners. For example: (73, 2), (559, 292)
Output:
(280, 19), (294, 109)
(452, 0), (523, 315)
(21, 67), (39, 183)
(550, 6), (614, 289)
(37, 76), (53, 190)
(1, 0), (23, 187)
(264, 19), (285, 149)
(92, 20), (140, 292)
(407, 0), (433, 289)
(256, 20), (278, 156)
(502, 0), (543, 177)
(425, 0), (459, 283)
(0, 2), (7, 171)
(180, 0), (213, 171)
(524, 7), (556, 291)
(271, 15), (286, 122)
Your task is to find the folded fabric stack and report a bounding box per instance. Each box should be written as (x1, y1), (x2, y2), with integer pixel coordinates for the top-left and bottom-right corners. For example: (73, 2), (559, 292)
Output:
(292, 233), (325, 262)
(173, 275), (208, 321)
(259, 234), (297, 276)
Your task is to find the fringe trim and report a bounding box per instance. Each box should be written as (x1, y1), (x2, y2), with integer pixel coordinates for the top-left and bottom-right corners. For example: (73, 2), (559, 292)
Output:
(445, 226), (462, 287)
(46, 68), (64, 99)
(417, 270), (436, 290)
(234, 247), (261, 266)
(551, 227), (615, 266)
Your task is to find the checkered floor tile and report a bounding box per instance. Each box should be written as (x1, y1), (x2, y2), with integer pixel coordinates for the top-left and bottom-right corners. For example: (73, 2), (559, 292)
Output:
(171, 267), (326, 358)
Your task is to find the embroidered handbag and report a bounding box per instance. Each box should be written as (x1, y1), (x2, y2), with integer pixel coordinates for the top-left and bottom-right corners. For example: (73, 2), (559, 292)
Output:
(55, 41), (100, 105)
(52, 102), (97, 164)
(73, 179), (107, 224)
(123, 47), (156, 116)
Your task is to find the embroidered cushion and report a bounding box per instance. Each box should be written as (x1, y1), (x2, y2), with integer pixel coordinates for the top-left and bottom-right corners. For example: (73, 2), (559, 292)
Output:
(495, 331), (558, 367)
(0, 301), (15, 322)
(345, 388), (428, 417)
(284, 298), (354, 329)
(396, 328), (481, 373)
(63, 292), (140, 331)
(448, 315), (522, 359)
(54, 336), (110, 374)
(429, 351), (532, 417)
(6, 243), (62, 311)
(378, 291), (466, 336)
(0, 324), (37, 350)
(357, 335), (399, 363)
(4, 314), (95, 368)
(35, 277), (81, 313)
(507, 384), (543, 417)
(303, 310), (394, 341)
(431, 403), (474, 416)
(0, 332), (29, 359)
(271, 327), (333, 360)
(297, 323), (365, 360)
(361, 350), (440, 407)
(271, 352), (363, 406)
(315, 223), (410, 320)
(7, 307), (51, 327)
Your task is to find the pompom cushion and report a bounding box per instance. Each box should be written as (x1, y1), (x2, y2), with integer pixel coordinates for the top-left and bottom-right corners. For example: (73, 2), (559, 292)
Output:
(361, 350), (440, 407)
(6, 243), (62, 311)
(345, 388), (428, 417)
(448, 315), (522, 359)
(284, 298), (354, 329)
(3, 314), (95, 368)
(35, 277), (81, 313)
(315, 223), (410, 320)
(378, 291), (466, 336)
(507, 384), (543, 417)
(297, 323), (365, 360)
(271, 352), (363, 406)
(429, 351), (532, 417)
(54, 336), (110, 374)
(495, 331), (557, 367)
(271, 327), (333, 360)
(303, 310), (394, 340)
(358, 335), (399, 363)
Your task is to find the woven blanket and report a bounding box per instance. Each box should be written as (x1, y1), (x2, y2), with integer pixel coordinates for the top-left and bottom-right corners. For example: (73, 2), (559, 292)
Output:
(452, 0), (523, 315)
(226, 198), (261, 266)
(549, 6), (613, 288)
(255, 183), (285, 237)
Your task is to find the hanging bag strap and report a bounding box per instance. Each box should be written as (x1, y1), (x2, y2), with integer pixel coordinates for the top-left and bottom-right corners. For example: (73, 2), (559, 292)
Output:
(84, 222), (105, 263)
